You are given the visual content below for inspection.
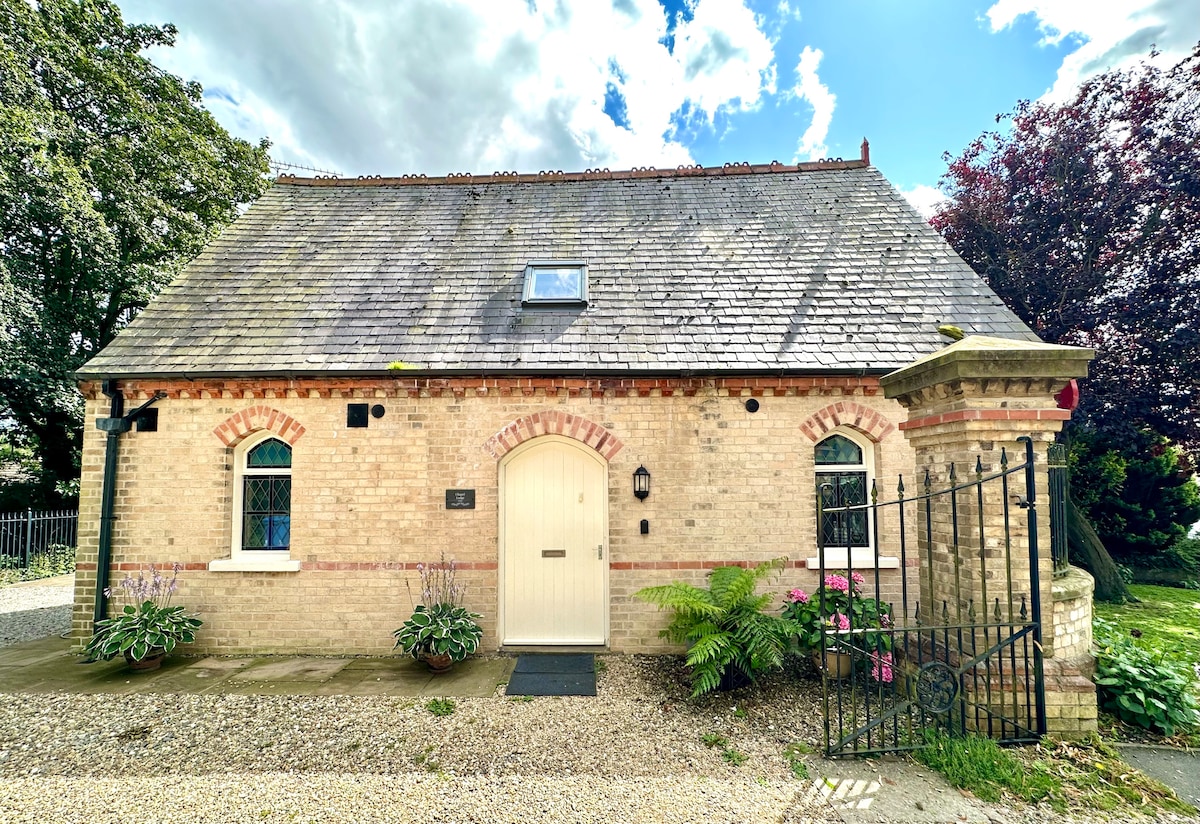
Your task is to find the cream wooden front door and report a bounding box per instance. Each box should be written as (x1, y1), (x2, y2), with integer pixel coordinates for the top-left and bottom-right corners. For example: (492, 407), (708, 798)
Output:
(500, 436), (607, 644)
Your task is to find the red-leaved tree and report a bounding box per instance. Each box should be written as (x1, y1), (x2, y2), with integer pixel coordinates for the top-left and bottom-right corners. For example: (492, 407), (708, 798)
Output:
(932, 45), (1200, 599)
(932, 44), (1200, 452)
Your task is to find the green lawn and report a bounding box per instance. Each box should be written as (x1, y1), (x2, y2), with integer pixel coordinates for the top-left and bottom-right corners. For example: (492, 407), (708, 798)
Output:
(1094, 584), (1200, 666)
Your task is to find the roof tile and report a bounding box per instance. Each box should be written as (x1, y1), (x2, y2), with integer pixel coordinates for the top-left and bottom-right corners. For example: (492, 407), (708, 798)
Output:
(79, 164), (1036, 378)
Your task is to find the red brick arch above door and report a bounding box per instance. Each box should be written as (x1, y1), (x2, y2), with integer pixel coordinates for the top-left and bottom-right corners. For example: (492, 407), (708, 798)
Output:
(212, 405), (306, 447)
(799, 401), (895, 443)
(485, 411), (624, 461)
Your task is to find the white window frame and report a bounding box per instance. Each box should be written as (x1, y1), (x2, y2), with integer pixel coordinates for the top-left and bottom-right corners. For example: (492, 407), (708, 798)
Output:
(521, 260), (588, 306)
(807, 427), (899, 571)
(209, 430), (301, 573)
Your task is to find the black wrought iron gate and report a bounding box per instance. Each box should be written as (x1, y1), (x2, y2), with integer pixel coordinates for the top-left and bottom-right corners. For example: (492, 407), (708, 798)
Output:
(817, 437), (1047, 757)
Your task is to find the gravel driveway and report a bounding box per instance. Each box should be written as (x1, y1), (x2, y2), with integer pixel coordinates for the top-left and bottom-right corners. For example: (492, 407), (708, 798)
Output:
(0, 577), (72, 647)
(0, 579), (1194, 823)
(3, 654), (1193, 824)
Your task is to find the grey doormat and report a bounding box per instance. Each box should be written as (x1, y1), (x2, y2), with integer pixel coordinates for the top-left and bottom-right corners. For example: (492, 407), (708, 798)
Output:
(505, 654), (596, 696)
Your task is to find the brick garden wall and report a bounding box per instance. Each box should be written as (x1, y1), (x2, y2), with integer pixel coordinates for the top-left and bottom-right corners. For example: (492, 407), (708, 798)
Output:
(72, 375), (914, 655)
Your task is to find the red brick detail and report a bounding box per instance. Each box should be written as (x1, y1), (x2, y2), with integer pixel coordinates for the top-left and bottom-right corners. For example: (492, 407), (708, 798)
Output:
(300, 561), (498, 572)
(484, 411), (625, 460)
(798, 401), (895, 443)
(81, 561), (499, 573)
(610, 559), (810, 571)
(114, 562), (208, 572)
(85, 559), (812, 574)
(899, 408), (1072, 431)
(212, 405), (307, 446)
(76, 561), (210, 573)
(80, 375), (885, 402)
(275, 159), (869, 189)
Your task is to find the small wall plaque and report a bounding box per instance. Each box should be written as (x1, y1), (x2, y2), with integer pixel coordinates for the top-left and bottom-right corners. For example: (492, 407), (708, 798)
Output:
(445, 489), (475, 509)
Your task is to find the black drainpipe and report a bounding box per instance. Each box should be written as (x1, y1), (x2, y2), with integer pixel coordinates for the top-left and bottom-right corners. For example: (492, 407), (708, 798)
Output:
(93, 381), (166, 630)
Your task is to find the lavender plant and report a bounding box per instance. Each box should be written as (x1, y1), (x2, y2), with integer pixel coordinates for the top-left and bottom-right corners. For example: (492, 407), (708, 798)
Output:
(85, 563), (203, 663)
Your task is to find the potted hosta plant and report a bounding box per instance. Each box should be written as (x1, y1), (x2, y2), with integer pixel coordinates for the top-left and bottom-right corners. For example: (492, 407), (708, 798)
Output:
(392, 556), (483, 672)
(634, 558), (799, 697)
(782, 571), (893, 680)
(84, 563), (203, 671)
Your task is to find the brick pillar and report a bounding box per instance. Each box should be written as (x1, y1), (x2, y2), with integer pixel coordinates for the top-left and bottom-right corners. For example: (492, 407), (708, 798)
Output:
(880, 335), (1098, 738)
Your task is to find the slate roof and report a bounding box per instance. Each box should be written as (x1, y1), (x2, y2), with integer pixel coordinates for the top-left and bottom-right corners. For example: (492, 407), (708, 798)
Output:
(77, 159), (1037, 379)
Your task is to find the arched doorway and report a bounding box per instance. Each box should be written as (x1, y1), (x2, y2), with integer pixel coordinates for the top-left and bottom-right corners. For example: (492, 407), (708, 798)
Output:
(499, 436), (608, 644)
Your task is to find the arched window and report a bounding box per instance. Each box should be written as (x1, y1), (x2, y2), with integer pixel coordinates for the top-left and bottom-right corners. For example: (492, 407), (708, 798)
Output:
(815, 433), (869, 549)
(209, 426), (302, 573)
(241, 438), (292, 551)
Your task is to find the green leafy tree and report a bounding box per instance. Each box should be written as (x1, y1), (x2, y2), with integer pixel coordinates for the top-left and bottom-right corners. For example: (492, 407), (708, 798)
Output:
(0, 0), (271, 505)
(1070, 429), (1200, 569)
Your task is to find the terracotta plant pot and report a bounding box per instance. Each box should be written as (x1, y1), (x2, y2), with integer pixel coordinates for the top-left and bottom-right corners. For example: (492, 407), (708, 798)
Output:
(125, 649), (166, 672)
(420, 652), (455, 673)
(811, 649), (853, 679)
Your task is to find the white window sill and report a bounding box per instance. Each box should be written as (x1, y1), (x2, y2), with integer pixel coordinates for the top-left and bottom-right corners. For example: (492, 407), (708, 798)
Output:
(208, 558), (302, 573)
(807, 549), (900, 570)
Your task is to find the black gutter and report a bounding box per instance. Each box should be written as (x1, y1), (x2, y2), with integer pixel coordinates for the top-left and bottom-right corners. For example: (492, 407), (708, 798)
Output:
(92, 383), (167, 630)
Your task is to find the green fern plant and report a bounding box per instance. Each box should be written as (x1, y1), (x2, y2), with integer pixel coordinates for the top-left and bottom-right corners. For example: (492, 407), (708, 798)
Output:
(634, 558), (797, 697)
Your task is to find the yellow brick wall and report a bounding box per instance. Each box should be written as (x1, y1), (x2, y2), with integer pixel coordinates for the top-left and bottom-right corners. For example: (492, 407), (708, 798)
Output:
(1050, 566), (1095, 663)
(72, 376), (915, 655)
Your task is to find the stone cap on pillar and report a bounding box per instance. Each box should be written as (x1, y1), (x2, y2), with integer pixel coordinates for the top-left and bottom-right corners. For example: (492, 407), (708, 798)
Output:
(880, 335), (1094, 402)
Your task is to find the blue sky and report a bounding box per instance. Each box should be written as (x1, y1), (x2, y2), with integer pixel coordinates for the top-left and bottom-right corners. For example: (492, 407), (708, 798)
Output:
(114, 0), (1200, 215)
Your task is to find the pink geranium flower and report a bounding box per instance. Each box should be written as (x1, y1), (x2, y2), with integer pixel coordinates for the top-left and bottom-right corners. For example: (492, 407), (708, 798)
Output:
(828, 612), (850, 631)
(851, 571), (866, 586)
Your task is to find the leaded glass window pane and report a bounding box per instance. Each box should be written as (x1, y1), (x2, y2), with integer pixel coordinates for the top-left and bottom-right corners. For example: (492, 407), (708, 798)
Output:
(242, 475), (291, 550)
(247, 439), (292, 468)
(818, 470), (869, 548)
(815, 434), (862, 465)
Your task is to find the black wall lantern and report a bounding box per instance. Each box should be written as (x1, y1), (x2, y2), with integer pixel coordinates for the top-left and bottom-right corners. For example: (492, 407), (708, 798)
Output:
(633, 465), (651, 500)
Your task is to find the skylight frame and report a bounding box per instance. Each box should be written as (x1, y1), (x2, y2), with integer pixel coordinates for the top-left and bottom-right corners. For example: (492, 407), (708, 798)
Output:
(521, 260), (589, 306)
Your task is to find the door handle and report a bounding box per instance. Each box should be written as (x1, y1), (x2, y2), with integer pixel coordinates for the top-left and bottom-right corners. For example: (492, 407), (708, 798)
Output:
(598, 544), (604, 560)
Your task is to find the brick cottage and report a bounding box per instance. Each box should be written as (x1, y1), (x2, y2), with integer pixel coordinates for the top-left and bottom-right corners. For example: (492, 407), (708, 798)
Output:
(72, 141), (1094, 730)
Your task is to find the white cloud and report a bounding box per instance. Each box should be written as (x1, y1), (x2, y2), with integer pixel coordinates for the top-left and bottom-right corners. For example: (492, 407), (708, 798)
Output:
(115, 0), (778, 176)
(789, 46), (836, 161)
(898, 184), (949, 220)
(985, 0), (1197, 101)
(672, 0), (777, 120)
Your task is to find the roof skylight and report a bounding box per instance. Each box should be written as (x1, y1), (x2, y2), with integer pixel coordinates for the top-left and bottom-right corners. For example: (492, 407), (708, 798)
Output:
(522, 260), (588, 306)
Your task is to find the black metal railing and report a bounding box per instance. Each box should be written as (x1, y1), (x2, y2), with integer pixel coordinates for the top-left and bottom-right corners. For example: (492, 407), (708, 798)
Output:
(815, 439), (1048, 757)
(1046, 443), (1070, 577)
(0, 509), (78, 568)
